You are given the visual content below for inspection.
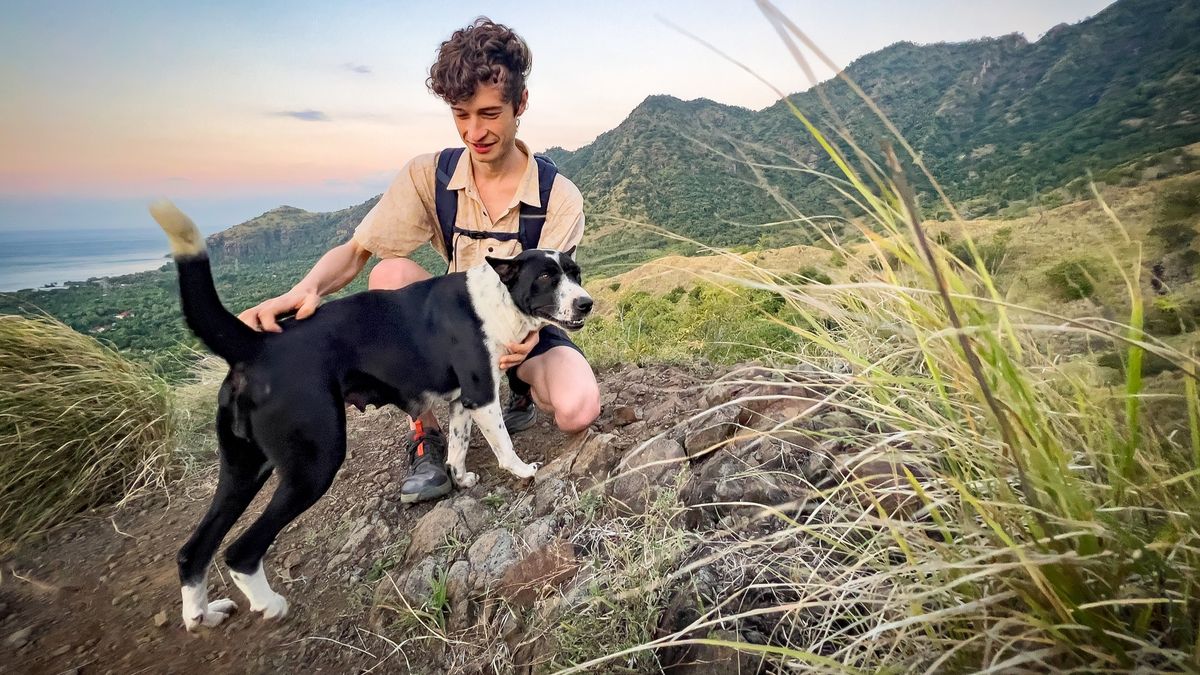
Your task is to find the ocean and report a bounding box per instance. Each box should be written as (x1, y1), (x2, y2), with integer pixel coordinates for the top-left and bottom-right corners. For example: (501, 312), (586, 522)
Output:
(0, 228), (171, 292)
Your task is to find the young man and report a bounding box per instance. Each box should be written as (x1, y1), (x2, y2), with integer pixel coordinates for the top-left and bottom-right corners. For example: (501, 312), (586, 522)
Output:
(237, 18), (600, 503)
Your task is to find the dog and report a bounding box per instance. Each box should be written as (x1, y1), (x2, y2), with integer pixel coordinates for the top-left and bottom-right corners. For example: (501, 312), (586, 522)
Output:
(148, 200), (592, 631)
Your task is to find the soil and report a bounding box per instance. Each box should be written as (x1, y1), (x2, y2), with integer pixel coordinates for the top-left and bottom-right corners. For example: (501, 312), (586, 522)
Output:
(0, 364), (717, 675)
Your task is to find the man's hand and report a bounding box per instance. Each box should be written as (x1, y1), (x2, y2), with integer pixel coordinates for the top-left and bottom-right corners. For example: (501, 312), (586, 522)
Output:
(237, 288), (321, 333)
(499, 330), (540, 370)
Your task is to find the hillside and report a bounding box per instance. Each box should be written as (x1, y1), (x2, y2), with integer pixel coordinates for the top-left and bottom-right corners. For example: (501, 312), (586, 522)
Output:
(549, 0), (1200, 252)
(195, 0), (1200, 272)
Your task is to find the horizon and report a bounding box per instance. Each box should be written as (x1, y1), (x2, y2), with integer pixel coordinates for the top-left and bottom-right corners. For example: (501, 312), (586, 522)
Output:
(1, 0), (1115, 233)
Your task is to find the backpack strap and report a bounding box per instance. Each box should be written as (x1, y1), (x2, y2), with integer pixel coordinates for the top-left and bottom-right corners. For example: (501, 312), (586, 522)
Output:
(434, 147), (558, 264)
(435, 147), (466, 264)
(517, 154), (559, 251)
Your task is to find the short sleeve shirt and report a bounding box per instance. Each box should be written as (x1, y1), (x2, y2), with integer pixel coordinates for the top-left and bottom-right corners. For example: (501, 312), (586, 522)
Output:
(353, 139), (585, 273)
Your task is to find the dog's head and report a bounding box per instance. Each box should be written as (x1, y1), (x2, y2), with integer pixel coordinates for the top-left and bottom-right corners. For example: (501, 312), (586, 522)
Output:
(486, 248), (593, 331)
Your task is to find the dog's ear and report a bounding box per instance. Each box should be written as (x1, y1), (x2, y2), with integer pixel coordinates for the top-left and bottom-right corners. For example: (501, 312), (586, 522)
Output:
(563, 246), (577, 260)
(486, 256), (521, 285)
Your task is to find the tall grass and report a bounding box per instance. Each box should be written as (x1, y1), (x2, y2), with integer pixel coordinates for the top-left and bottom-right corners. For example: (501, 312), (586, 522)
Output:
(0, 313), (178, 552)
(562, 3), (1200, 672)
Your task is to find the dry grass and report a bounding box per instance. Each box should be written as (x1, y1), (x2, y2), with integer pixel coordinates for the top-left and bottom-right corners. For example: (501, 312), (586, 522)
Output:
(0, 313), (178, 552)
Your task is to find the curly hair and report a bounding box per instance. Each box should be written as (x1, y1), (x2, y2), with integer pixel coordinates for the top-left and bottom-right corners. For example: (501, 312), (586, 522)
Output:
(427, 17), (532, 109)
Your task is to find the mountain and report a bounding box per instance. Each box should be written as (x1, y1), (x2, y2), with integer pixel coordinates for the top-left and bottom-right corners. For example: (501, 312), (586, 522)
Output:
(205, 199), (378, 264)
(210, 0), (1200, 266)
(548, 0), (1200, 250)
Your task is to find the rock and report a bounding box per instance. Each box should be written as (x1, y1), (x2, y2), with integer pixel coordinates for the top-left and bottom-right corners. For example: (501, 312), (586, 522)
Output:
(5, 626), (31, 648)
(844, 454), (931, 520)
(497, 540), (579, 610)
(644, 394), (686, 423)
(405, 504), (463, 563)
(51, 644), (71, 657)
(661, 629), (760, 674)
(809, 410), (858, 432)
(450, 496), (491, 535)
(399, 556), (439, 606)
(532, 477), (568, 518)
(612, 405), (642, 426)
(467, 529), (519, 592)
(567, 432), (619, 489)
(519, 516), (558, 550)
(681, 448), (804, 526)
(680, 405), (741, 460)
(445, 560), (473, 630)
(153, 611), (169, 628)
(610, 437), (687, 514)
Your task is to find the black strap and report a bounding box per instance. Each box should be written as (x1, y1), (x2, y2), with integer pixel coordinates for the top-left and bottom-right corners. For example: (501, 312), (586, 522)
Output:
(434, 147), (558, 265)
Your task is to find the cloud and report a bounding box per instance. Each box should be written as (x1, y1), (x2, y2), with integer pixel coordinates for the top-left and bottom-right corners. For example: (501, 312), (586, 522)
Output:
(274, 110), (330, 122)
(342, 62), (372, 75)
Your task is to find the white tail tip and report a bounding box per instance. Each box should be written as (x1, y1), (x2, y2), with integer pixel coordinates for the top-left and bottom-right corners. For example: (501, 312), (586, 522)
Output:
(149, 199), (206, 258)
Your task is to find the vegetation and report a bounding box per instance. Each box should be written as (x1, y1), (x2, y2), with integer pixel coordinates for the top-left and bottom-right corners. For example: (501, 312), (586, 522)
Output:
(0, 314), (177, 552)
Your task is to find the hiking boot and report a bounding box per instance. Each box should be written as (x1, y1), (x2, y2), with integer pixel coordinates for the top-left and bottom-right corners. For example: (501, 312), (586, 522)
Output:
(503, 391), (538, 434)
(400, 428), (452, 504)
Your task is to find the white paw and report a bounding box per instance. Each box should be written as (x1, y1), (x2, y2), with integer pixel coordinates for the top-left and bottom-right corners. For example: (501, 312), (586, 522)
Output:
(455, 471), (479, 488)
(253, 593), (289, 620)
(184, 598), (238, 631)
(507, 461), (539, 479)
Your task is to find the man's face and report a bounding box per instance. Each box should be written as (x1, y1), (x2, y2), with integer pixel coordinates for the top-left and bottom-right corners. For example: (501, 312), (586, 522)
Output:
(451, 82), (527, 167)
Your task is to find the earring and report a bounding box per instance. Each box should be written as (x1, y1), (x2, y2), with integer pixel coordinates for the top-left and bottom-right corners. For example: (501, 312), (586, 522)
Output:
(516, 118), (521, 128)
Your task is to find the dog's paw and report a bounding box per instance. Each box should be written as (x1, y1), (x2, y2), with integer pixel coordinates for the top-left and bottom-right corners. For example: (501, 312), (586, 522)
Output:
(252, 593), (289, 620)
(506, 461), (539, 480)
(455, 471), (479, 488)
(184, 598), (238, 631)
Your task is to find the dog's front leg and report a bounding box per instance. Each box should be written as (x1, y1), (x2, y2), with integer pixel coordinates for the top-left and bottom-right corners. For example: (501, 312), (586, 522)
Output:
(469, 401), (540, 479)
(446, 399), (478, 488)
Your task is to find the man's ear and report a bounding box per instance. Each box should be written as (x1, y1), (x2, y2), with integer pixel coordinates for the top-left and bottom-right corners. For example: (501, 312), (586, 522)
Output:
(516, 88), (528, 117)
(486, 256), (521, 285)
(563, 246), (577, 260)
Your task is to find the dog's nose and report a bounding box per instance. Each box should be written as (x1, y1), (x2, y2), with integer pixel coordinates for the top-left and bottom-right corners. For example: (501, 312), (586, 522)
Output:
(574, 297), (593, 315)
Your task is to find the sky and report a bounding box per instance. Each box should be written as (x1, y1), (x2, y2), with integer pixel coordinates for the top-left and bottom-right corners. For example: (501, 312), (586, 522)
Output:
(0, 0), (1116, 234)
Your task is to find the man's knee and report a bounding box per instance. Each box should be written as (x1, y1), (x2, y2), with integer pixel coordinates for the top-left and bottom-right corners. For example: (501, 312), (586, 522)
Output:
(553, 384), (601, 433)
(368, 258), (431, 290)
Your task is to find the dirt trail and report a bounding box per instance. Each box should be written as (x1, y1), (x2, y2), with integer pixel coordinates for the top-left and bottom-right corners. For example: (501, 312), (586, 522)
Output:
(0, 365), (716, 674)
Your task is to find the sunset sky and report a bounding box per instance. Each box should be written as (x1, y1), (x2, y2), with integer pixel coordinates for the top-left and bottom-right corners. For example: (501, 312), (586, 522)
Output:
(1, 0), (1114, 233)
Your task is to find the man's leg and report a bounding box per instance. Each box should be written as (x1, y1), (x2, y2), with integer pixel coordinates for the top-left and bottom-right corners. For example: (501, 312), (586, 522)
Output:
(513, 346), (601, 433)
(368, 259), (452, 503)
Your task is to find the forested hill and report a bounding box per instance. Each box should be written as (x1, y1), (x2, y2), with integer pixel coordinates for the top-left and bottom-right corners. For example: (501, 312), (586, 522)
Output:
(546, 0), (1200, 248)
(208, 0), (1199, 263)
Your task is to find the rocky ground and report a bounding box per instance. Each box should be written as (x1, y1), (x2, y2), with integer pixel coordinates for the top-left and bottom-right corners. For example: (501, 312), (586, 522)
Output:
(0, 362), (916, 674)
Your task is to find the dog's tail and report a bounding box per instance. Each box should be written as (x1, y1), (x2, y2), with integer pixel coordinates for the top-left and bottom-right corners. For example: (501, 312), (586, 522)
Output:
(149, 200), (262, 364)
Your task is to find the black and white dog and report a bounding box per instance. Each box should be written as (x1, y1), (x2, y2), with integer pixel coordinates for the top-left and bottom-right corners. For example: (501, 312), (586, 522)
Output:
(148, 201), (592, 631)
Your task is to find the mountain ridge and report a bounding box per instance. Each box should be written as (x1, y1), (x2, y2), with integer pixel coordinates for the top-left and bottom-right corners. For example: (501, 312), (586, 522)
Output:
(210, 0), (1200, 264)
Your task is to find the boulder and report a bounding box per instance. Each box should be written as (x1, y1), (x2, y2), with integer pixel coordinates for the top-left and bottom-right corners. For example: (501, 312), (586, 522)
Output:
(496, 539), (579, 609)
(610, 437), (688, 514)
(467, 529), (519, 592)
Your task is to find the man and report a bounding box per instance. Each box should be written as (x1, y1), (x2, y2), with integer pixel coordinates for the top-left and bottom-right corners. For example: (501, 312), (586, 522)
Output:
(238, 17), (601, 503)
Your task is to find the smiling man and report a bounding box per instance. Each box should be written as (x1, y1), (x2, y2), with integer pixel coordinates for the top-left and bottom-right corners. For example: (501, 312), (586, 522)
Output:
(238, 17), (600, 503)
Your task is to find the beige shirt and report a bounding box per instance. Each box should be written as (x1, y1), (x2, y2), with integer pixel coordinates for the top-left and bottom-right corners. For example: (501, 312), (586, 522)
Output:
(353, 139), (585, 273)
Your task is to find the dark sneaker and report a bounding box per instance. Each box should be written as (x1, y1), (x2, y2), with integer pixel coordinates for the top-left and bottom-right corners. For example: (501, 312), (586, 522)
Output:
(503, 391), (538, 434)
(400, 428), (452, 504)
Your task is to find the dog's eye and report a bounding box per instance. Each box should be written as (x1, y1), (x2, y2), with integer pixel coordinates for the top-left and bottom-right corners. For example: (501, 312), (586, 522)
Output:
(537, 273), (551, 281)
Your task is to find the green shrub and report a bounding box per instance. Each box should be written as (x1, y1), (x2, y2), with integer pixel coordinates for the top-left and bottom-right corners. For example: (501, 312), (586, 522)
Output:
(1045, 258), (1098, 300)
(1149, 221), (1199, 249)
(1158, 180), (1200, 222)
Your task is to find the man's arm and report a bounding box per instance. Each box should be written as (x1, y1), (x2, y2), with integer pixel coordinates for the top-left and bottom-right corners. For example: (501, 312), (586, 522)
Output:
(238, 238), (372, 332)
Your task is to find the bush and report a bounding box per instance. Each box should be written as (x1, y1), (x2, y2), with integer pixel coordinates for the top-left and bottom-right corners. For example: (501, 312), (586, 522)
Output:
(1158, 180), (1200, 222)
(1044, 258), (1098, 300)
(0, 314), (177, 552)
(1149, 221), (1199, 249)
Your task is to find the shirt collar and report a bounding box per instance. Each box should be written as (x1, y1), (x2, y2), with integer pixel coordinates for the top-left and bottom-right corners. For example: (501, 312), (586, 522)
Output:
(446, 139), (543, 209)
